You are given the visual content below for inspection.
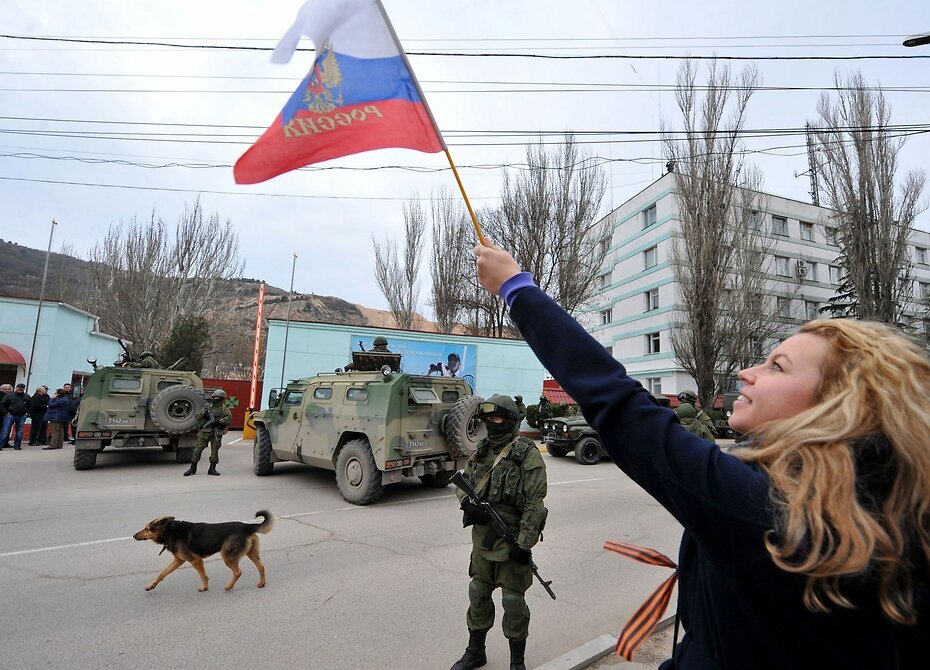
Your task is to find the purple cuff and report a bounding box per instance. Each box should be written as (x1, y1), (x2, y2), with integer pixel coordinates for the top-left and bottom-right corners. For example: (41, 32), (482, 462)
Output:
(500, 272), (536, 307)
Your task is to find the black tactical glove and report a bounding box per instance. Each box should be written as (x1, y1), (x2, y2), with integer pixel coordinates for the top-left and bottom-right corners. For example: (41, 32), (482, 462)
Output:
(460, 499), (492, 527)
(508, 544), (532, 566)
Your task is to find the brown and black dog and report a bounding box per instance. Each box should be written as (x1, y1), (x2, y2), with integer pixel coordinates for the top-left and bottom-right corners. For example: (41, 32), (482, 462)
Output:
(133, 510), (274, 592)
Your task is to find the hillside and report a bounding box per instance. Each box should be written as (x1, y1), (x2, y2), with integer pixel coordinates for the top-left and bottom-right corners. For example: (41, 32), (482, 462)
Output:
(0, 239), (436, 334)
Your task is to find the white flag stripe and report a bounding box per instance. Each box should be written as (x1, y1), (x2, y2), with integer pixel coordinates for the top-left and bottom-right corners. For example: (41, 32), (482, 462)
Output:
(272, 0), (398, 65)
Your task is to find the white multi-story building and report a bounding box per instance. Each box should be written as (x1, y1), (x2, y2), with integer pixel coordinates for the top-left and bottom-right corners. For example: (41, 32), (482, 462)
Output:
(588, 171), (930, 396)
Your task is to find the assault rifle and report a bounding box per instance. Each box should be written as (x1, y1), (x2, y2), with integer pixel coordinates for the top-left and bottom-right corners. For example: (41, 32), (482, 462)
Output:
(451, 470), (556, 600)
(202, 403), (220, 442)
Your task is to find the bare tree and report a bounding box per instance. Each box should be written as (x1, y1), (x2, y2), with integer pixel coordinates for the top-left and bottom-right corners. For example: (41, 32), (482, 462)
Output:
(373, 202), (426, 330)
(665, 59), (789, 408)
(169, 197), (244, 332)
(814, 72), (926, 325)
(428, 188), (472, 333)
(493, 134), (609, 317)
(83, 201), (244, 353)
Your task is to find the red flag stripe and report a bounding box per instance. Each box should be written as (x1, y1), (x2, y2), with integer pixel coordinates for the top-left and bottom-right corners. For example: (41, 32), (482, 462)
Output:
(615, 573), (677, 660)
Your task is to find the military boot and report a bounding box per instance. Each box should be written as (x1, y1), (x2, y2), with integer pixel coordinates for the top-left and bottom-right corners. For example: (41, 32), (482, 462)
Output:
(450, 629), (488, 670)
(508, 639), (526, 670)
(207, 463), (220, 476)
(183, 462), (197, 476)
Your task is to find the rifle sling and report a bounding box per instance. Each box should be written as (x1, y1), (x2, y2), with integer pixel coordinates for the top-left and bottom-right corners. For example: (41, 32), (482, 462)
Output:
(474, 443), (512, 497)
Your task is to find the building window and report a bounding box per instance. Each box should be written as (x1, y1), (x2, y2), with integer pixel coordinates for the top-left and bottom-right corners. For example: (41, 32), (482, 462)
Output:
(751, 337), (764, 359)
(643, 204), (657, 228)
(777, 297), (792, 319)
(829, 265), (842, 285)
(748, 211), (761, 230)
(600, 236), (610, 256)
(825, 227), (838, 246)
(597, 272), (610, 289)
(646, 377), (662, 394)
(800, 222), (814, 241)
(772, 216), (789, 236)
(605, 344), (613, 358)
(805, 301), (820, 320)
(600, 308), (613, 325)
(775, 255), (790, 276)
(807, 261), (818, 281)
(750, 250), (763, 271)
(920, 282), (930, 300)
(644, 288), (659, 311)
(643, 245), (658, 269)
(645, 332), (661, 354)
(917, 247), (927, 265)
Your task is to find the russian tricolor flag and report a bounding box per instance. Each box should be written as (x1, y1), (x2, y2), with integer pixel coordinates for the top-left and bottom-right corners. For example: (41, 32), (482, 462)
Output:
(234, 0), (444, 185)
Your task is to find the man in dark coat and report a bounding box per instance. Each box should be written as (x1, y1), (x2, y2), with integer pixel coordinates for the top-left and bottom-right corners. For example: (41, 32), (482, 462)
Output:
(27, 386), (50, 445)
(1, 383), (32, 449)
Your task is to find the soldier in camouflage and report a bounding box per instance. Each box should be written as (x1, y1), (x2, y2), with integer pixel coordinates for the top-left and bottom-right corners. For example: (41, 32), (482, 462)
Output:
(513, 395), (526, 423)
(676, 390), (716, 441)
(451, 394), (548, 670)
(129, 351), (161, 369)
(344, 336), (390, 371)
(183, 389), (232, 476)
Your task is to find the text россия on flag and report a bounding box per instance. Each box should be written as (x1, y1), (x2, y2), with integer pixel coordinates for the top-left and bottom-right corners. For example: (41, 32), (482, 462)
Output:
(233, 0), (444, 185)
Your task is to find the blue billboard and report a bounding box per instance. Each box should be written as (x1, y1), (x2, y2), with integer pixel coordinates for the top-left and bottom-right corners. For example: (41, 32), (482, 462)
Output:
(351, 334), (477, 392)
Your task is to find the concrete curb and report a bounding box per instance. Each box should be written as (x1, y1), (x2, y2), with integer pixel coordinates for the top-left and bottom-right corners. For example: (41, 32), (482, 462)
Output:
(533, 615), (676, 670)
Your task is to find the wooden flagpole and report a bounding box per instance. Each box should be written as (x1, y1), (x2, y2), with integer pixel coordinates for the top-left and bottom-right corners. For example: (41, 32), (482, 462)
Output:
(373, 0), (486, 246)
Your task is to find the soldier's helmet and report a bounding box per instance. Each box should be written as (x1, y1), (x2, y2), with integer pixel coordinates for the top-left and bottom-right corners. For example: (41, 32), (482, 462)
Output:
(676, 402), (697, 420)
(211, 389), (228, 400)
(372, 336), (389, 348)
(140, 350), (154, 358)
(677, 390), (698, 404)
(514, 395), (523, 403)
(474, 394), (520, 422)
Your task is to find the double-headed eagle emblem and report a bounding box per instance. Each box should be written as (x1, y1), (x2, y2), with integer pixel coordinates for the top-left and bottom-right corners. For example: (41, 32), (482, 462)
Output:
(303, 41), (343, 113)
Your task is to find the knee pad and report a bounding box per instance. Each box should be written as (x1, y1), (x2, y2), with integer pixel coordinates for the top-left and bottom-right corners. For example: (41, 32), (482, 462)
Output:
(501, 590), (527, 618)
(468, 579), (493, 608)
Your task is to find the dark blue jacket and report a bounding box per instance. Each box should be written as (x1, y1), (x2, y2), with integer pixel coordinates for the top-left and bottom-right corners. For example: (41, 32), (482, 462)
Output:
(45, 397), (70, 423)
(509, 285), (929, 670)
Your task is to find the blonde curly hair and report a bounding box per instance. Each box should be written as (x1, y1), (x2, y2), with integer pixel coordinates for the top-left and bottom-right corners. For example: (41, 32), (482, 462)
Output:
(732, 318), (930, 624)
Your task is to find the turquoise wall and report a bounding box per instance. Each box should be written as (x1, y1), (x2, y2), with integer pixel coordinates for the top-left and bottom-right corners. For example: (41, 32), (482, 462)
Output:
(0, 298), (123, 390)
(264, 320), (547, 411)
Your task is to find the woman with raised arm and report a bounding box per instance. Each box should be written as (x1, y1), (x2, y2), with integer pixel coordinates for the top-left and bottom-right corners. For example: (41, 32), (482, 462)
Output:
(474, 241), (929, 669)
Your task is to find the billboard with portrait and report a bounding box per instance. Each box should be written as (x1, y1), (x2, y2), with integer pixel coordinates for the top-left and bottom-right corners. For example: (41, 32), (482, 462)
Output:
(351, 334), (477, 393)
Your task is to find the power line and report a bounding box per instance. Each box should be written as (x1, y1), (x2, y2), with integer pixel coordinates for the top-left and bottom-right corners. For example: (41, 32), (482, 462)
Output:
(0, 34), (927, 60)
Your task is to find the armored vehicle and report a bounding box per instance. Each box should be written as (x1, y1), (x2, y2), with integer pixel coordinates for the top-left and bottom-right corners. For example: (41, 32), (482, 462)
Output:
(250, 349), (484, 505)
(541, 395), (670, 465)
(72, 357), (205, 470)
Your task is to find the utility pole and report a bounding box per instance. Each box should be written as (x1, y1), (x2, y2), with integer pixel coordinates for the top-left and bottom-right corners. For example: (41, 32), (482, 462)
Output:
(26, 219), (57, 391)
(279, 255), (297, 389)
(805, 122), (820, 206)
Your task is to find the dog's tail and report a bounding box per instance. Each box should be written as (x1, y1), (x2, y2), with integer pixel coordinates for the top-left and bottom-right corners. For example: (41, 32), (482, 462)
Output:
(254, 510), (275, 534)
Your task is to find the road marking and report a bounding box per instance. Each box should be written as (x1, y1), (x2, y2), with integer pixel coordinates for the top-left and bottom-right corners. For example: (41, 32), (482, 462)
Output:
(0, 536), (128, 558)
(0, 474), (623, 558)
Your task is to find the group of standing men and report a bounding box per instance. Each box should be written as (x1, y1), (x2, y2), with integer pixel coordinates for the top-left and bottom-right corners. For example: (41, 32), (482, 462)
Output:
(0, 382), (80, 450)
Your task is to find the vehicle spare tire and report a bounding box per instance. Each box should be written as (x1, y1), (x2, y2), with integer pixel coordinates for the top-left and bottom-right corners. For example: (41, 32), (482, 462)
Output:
(150, 385), (203, 435)
(445, 395), (485, 458)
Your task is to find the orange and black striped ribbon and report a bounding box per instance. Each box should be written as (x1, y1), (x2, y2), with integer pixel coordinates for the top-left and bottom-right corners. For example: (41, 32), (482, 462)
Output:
(603, 540), (678, 661)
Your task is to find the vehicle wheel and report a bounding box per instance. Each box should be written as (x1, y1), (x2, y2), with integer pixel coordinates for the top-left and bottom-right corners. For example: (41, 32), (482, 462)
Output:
(335, 439), (384, 505)
(419, 470), (454, 488)
(574, 437), (602, 465)
(150, 385), (203, 435)
(445, 395), (485, 458)
(547, 445), (569, 458)
(253, 425), (274, 476)
(73, 449), (97, 471)
(175, 447), (195, 463)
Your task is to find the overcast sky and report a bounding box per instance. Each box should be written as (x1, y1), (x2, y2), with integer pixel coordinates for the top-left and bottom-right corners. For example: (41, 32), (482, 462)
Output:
(2, 0), (929, 314)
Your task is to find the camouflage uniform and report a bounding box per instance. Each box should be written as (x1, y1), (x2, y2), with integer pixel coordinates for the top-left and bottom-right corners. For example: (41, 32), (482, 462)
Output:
(452, 395), (547, 670)
(186, 392), (232, 475)
(514, 396), (527, 422)
(677, 391), (716, 440)
(130, 351), (161, 369)
(676, 402), (716, 442)
(345, 336), (389, 371)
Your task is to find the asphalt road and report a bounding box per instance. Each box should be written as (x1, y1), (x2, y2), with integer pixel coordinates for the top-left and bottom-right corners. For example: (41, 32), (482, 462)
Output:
(0, 434), (682, 670)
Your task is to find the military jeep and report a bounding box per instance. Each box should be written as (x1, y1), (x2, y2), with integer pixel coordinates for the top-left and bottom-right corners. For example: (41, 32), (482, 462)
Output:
(72, 361), (205, 470)
(541, 395), (670, 465)
(250, 350), (484, 505)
